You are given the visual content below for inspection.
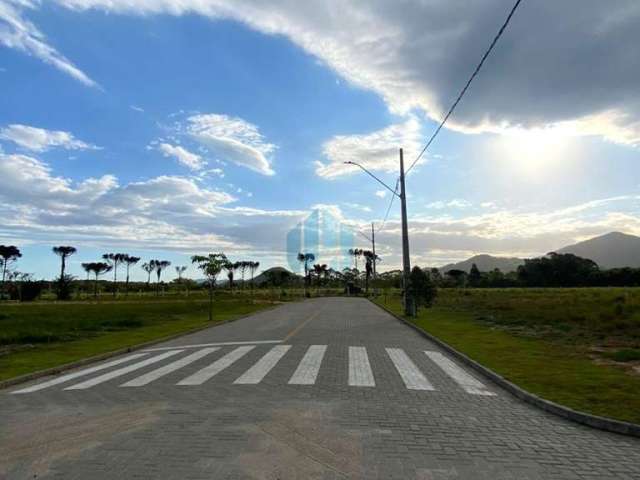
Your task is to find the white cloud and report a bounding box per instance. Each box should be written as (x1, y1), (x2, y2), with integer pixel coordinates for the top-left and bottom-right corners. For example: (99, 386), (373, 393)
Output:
(158, 142), (205, 171)
(0, 124), (99, 152)
(426, 199), (472, 210)
(375, 190), (387, 198)
(186, 113), (275, 176)
(130, 105), (144, 112)
(32, 1), (640, 145)
(0, 0), (97, 87)
(315, 116), (422, 178)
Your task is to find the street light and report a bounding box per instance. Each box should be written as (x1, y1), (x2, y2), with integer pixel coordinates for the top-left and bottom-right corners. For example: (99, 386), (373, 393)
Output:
(343, 149), (414, 316)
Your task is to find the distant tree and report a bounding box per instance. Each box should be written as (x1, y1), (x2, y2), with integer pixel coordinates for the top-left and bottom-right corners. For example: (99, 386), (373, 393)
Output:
(84, 262), (112, 298)
(0, 245), (22, 297)
(362, 250), (379, 294)
(191, 253), (228, 322)
(52, 246), (76, 300)
(150, 259), (171, 295)
(408, 266), (437, 314)
(141, 262), (154, 285)
(468, 263), (481, 287)
(223, 261), (235, 290)
(312, 263), (328, 290)
(123, 255), (141, 295)
(102, 253), (127, 297)
(517, 252), (599, 287)
(348, 248), (364, 272)
(297, 252), (315, 296)
(249, 261), (260, 291)
(429, 268), (443, 286)
(175, 265), (187, 281)
(446, 269), (467, 287)
(81, 262), (92, 296)
(238, 261), (250, 289)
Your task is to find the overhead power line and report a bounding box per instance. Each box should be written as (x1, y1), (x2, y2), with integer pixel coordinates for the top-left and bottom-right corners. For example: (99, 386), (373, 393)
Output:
(376, 177), (400, 235)
(406, 0), (524, 174)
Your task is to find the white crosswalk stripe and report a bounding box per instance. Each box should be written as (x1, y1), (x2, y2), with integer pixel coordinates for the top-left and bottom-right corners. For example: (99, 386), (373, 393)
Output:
(65, 350), (183, 390)
(121, 347), (220, 387)
(177, 345), (255, 386)
(348, 346), (375, 387)
(386, 348), (434, 390)
(11, 353), (149, 394)
(425, 351), (495, 396)
(288, 345), (327, 385)
(234, 345), (291, 384)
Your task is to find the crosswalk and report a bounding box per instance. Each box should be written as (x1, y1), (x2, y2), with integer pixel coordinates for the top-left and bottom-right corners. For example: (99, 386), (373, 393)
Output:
(10, 344), (496, 396)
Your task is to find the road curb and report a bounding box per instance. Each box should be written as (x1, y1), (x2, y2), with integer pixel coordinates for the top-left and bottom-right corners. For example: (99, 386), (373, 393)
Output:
(0, 301), (285, 391)
(371, 299), (640, 439)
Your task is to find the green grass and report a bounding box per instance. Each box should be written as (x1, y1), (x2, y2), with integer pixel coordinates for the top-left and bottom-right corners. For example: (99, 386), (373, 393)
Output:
(376, 288), (640, 425)
(0, 295), (278, 382)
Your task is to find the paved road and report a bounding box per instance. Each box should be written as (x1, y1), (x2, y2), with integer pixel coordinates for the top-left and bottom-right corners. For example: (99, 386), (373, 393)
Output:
(2, 297), (639, 479)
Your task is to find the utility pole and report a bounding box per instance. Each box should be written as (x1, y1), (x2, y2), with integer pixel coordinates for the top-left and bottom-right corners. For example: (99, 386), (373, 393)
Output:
(371, 222), (376, 279)
(399, 148), (414, 316)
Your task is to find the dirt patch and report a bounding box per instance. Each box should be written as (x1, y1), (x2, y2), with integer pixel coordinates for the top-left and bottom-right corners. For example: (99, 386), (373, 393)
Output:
(0, 402), (166, 478)
(230, 402), (364, 479)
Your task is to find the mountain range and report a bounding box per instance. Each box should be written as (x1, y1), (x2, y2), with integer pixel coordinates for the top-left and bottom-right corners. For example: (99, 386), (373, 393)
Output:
(439, 232), (640, 273)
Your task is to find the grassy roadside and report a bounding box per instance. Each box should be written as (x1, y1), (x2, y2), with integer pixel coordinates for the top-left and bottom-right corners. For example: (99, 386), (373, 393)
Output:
(0, 297), (277, 382)
(375, 291), (640, 425)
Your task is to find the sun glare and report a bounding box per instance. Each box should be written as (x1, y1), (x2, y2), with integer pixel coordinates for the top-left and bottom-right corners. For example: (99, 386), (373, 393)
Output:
(493, 127), (575, 177)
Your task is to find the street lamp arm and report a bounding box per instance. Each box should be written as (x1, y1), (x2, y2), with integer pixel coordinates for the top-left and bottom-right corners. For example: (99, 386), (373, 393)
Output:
(343, 161), (400, 197)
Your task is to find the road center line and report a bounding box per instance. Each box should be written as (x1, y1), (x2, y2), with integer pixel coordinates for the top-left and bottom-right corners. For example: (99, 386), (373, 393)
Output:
(283, 310), (321, 341)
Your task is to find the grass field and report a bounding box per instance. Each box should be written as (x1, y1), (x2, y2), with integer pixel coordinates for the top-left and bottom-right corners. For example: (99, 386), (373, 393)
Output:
(376, 287), (640, 424)
(0, 292), (280, 382)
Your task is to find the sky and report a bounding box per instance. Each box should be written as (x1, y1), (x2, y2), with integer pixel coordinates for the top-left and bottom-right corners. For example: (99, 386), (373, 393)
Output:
(0, 0), (639, 281)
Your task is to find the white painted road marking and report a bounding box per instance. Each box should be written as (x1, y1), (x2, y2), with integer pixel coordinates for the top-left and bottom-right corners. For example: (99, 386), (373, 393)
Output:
(425, 351), (495, 396)
(348, 346), (375, 387)
(234, 345), (291, 384)
(177, 345), (255, 385)
(11, 353), (149, 394)
(143, 340), (282, 352)
(65, 350), (183, 390)
(288, 345), (327, 385)
(386, 348), (434, 391)
(121, 347), (220, 387)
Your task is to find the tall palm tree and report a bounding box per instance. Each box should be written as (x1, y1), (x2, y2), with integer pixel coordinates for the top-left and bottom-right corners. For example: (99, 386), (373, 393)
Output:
(348, 248), (364, 271)
(151, 259), (171, 296)
(249, 261), (260, 291)
(297, 252), (315, 296)
(362, 250), (379, 294)
(123, 255), (141, 296)
(223, 261), (235, 290)
(52, 246), (77, 300)
(102, 253), (127, 297)
(81, 262), (92, 297)
(313, 264), (328, 292)
(84, 262), (112, 299)
(0, 245), (22, 296)
(192, 253), (227, 322)
(141, 262), (154, 286)
(239, 261), (249, 289)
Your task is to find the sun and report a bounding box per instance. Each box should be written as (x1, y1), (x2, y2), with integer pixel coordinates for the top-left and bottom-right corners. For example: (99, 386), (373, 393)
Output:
(492, 127), (575, 177)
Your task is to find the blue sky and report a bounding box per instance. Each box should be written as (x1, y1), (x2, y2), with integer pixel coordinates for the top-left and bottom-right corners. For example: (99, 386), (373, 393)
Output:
(0, 1), (639, 280)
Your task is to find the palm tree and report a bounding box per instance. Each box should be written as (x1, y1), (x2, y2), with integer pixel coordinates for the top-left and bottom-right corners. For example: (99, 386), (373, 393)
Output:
(313, 263), (328, 292)
(362, 250), (379, 294)
(191, 253), (228, 322)
(0, 245), (22, 298)
(52, 246), (77, 300)
(223, 261), (235, 291)
(151, 259), (171, 296)
(141, 262), (154, 286)
(84, 262), (112, 299)
(175, 265), (187, 294)
(239, 261), (249, 289)
(123, 255), (141, 296)
(81, 262), (92, 296)
(249, 261), (260, 291)
(102, 253), (127, 297)
(297, 252), (315, 297)
(348, 248), (364, 271)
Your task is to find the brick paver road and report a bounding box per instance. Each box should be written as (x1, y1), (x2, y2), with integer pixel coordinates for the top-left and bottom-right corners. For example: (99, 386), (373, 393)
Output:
(2, 297), (640, 479)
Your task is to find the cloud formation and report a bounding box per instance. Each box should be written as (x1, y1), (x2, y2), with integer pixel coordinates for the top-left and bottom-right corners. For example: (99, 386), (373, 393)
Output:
(315, 116), (421, 178)
(158, 143), (205, 171)
(0, 124), (99, 152)
(26, 0), (640, 145)
(0, 0), (96, 87)
(186, 114), (276, 176)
